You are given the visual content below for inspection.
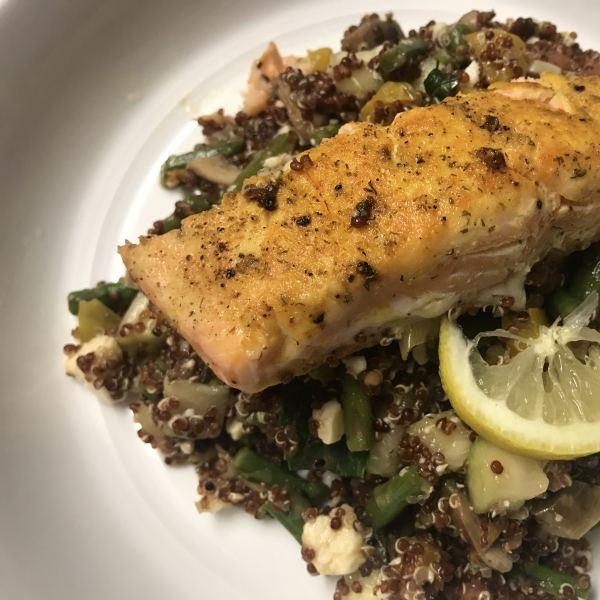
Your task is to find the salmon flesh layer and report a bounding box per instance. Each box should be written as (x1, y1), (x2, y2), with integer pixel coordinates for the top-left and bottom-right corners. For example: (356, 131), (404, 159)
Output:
(120, 73), (600, 393)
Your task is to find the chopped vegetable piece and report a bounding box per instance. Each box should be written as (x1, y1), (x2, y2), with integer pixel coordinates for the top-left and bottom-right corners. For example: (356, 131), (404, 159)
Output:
(159, 213), (182, 234)
(408, 410), (472, 470)
(465, 29), (529, 84)
(531, 480), (600, 539)
(279, 380), (369, 477)
(367, 425), (404, 477)
(377, 38), (429, 74)
(187, 154), (241, 186)
(335, 66), (383, 98)
(424, 68), (459, 100)
(233, 132), (298, 191)
(522, 563), (589, 599)
(77, 299), (121, 343)
(445, 23), (471, 54)
(156, 192), (216, 234)
(439, 295), (600, 460)
(444, 479), (514, 572)
(137, 379), (162, 402)
(160, 134), (244, 180)
(567, 242), (600, 302)
(232, 447), (329, 504)
(359, 81), (420, 123)
(262, 490), (310, 543)
(547, 289), (582, 320)
(293, 438), (369, 478)
(501, 307), (549, 356)
(431, 49), (452, 66)
(365, 466), (426, 530)
(68, 281), (138, 315)
(307, 47), (333, 72)
(116, 292), (166, 356)
(467, 437), (548, 514)
(341, 375), (375, 452)
(310, 123), (342, 146)
(308, 363), (335, 384)
(162, 377), (233, 438)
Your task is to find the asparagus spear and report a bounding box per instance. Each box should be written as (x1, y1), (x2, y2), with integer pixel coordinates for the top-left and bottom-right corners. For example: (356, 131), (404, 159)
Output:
(262, 490), (311, 543)
(365, 466), (425, 530)
(567, 242), (600, 303)
(310, 123), (342, 146)
(155, 193), (215, 234)
(160, 134), (244, 176)
(68, 281), (138, 315)
(341, 375), (375, 452)
(547, 289), (581, 320)
(378, 38), (429, 74)
(233, 132), (298, 192)
(522, 563), (589, 600)
(308, 363), (335, 385)
(232, 447), (329, 504)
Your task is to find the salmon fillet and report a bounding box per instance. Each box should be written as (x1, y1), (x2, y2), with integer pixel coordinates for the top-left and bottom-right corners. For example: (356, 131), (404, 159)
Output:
(120, 73), (600, 393)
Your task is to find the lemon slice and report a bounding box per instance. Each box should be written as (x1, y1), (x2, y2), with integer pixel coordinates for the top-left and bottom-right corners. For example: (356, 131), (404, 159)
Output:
(439, 292), (600, 459)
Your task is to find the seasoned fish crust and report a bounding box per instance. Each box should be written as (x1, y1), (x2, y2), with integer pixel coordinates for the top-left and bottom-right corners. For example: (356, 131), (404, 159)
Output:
(120, 73), (600, 393)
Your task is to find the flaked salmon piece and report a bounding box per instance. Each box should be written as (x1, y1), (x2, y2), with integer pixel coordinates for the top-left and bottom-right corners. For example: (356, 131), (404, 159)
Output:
(243, 42), (312, 116)
(120, 73), (600, 393)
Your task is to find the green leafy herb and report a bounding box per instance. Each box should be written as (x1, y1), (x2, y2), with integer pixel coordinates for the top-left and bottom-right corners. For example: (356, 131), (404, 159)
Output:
(424, 68), (460, 100)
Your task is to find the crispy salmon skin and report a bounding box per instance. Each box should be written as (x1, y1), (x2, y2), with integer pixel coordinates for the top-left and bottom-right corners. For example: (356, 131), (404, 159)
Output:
(120, 73), (600, 393)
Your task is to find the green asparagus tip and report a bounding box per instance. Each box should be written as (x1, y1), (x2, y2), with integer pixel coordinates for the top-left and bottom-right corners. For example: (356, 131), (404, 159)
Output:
(68, 281), (138, 315)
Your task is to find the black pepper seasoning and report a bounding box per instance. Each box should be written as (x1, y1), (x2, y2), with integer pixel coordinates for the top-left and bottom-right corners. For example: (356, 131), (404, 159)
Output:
(475, 147), (507, 171)
(480, 115), (500, 132)
(351, 197), (375, 228)
(296, 215), (311, 226)
(243, 182), (280, 211)
(357, 261), (377, 282)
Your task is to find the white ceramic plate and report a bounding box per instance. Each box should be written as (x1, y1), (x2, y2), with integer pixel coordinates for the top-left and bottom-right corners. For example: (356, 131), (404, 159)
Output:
(1, 1), (599, 598)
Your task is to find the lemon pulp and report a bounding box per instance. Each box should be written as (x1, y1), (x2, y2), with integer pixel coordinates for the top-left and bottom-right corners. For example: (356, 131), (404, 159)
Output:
(439, 292), (600, 459)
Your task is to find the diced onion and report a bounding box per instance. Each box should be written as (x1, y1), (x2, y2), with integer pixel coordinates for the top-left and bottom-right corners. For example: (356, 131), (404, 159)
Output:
(528, 60), (562, 75)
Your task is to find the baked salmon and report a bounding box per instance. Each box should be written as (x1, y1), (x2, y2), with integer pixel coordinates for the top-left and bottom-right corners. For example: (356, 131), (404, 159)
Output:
(120, 72), (600, 393)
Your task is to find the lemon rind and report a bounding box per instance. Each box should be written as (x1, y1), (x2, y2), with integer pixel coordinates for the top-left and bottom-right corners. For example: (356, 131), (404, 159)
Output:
(439, 317), (600, 460)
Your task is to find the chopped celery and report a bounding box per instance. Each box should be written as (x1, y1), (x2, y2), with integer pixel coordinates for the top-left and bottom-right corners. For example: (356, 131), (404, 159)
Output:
(77, 299), (121, 343)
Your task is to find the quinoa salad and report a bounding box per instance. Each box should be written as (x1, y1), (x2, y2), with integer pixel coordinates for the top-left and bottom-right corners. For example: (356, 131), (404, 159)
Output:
(63, 11), (600, 600)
